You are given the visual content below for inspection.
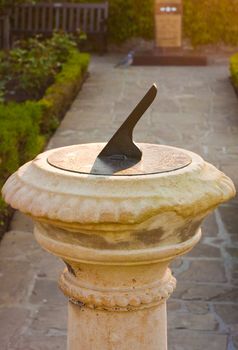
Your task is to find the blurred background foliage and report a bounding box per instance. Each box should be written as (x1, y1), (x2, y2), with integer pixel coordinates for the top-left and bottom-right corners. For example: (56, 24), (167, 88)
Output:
(183, 0), (238, 46)
(0, 32), (90, 218)
(230, 53), (238, 88)
(74, 0), (154, 43)
(1, 0), (238, 46)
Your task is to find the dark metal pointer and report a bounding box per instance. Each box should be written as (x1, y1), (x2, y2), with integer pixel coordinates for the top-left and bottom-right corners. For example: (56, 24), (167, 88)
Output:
(98, 84), (158, 162)
(47, 82), (192, 176)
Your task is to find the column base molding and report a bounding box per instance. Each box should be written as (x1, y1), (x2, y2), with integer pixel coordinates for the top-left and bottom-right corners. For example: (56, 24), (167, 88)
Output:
(59, 267), (176, 311)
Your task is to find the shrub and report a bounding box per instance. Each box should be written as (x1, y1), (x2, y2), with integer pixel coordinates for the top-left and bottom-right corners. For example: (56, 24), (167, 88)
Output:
(0, 102), (45, 212)
(5, 0), (238, 46)
(183, 0), (238, 46)
(40, 51), (90, 132)
(0, 102), (44, 180)
(60, 0), (154, 43)
(0, 32), (77, 102)
(230, 53), (238, 88)
(4, 0), (238, 46)
(67, 0), (238, 46)
(0, 49), (90, 215)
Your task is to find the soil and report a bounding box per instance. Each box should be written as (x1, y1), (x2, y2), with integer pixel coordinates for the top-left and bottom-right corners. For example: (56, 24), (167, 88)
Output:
(4, 76), (55, 103)
(0, 206), (14, 241)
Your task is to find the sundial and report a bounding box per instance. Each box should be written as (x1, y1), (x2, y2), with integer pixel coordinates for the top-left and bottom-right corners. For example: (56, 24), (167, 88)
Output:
(47, 84), (192, 176)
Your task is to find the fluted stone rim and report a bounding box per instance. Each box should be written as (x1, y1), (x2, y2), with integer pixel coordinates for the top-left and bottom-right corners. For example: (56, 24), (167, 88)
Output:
(2, 143), (235, 225)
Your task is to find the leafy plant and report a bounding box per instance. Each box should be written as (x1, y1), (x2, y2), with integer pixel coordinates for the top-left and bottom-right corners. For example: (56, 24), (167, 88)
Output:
(0, 32), (78, 102)
(0, 49), (90, 221)
(41, 32), (77, 66)
(40, 50), (90, 132)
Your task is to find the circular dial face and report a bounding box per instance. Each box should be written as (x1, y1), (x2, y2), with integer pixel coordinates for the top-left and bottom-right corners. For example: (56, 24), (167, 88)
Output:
(47, 143), (192, 176)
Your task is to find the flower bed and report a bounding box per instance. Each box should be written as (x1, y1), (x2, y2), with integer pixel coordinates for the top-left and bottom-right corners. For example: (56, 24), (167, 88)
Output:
(230, 53), (238, 95)
(0, 33), (90, 237)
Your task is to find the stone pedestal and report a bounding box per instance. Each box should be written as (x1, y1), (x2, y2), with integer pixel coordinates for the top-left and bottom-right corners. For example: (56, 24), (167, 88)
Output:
(133, 0), (207, 66)
(155, 0), (183, 49)
(2, 144), (235, 350)
(67, 301), (167, 350)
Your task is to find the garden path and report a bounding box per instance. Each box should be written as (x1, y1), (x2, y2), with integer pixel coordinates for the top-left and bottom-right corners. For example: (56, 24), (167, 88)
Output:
(0, 55), (238, 349)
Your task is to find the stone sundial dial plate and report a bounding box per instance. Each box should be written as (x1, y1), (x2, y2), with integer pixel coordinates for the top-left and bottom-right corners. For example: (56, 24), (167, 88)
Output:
(47, 143), (192, 176)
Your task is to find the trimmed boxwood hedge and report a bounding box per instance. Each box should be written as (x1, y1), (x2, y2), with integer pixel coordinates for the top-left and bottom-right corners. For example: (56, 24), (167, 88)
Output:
(0, 49), (90, 229)
(230, 53), (238, 90)
(40, 50), (89, 132)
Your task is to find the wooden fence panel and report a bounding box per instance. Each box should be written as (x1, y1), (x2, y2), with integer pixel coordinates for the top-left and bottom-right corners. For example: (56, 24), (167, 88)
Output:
(3, 2), (108, 52)
(0, 15), (11, 50)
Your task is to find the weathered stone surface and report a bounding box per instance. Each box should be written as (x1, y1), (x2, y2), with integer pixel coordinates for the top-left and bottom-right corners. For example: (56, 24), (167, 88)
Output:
(232, 336), (238, 348)
(219, 206), (238, 233)
(225, 247), (238, 259)
(30, 279), (66, 306)
(0, 230), (38, 260)
(231, 262), (238, 286)
(0, 229), (64, 279)
(186, 242), (221, 258)
(168, 310), (218, 331)
(215, 305), (238, 324)
(170, 257), (183, 269)
(30, 305), (67, 335)
(0, 259), (34, 304)
(186, 301), (209, 314)
(10, 211), (34, 232)
(0, 307), (29, 349)
(174, 283), (238, 302)
(11, 335), (67, 350)
(168, 330), (228, 350)
(230, 233), (238, 245)
(167, 300), (182, 312)
(201, 213), (219, 237)
(175, 260), (227, 283)
(29, 250), (64, 280)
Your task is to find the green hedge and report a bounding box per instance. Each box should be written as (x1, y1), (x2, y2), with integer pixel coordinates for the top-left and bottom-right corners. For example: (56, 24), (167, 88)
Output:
(4, 0), (238, 45)
(66, 0), (238, 46)
(40, 50), (89, 132)
(54, 0), (155, 43)
(183, 0), (238, 46)
(230, 53), (238, 88)
(0, 102), (44, 180)
(0, 49), (90, 214)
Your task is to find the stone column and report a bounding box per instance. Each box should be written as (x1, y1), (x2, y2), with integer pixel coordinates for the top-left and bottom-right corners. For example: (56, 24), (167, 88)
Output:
(2, 144), (235, 350)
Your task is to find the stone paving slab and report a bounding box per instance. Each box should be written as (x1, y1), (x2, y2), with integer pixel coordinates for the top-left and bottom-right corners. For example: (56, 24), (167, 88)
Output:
(0, 55), (238, 349)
